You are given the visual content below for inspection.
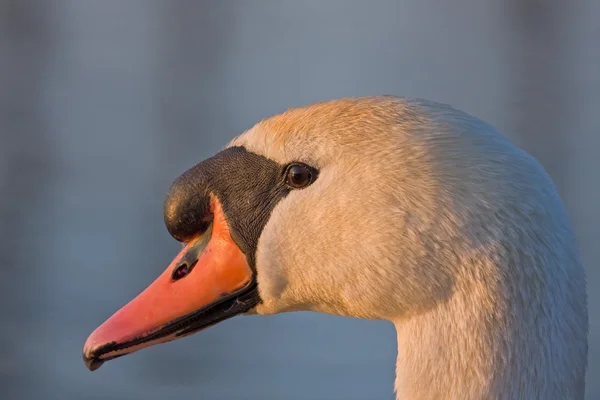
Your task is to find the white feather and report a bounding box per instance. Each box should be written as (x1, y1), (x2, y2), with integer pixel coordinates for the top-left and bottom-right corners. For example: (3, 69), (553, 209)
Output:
(230, 96), (588, 399)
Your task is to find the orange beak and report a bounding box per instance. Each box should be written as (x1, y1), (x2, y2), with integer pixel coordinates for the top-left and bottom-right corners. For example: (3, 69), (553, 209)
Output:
(82, 197), (258, 371)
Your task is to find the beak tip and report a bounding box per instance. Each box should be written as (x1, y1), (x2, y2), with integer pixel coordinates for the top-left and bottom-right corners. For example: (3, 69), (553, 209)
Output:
(83, 332), (105, 371)
(83, 351), (104, 371)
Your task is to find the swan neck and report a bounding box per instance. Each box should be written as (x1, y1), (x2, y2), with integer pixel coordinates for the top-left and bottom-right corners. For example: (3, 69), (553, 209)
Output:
(392, 294), (499, 399)
(391, 277), (587, 399)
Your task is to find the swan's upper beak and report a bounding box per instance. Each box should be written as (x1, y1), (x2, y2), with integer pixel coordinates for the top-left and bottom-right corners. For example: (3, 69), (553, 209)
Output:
(82, 197), (259, 371)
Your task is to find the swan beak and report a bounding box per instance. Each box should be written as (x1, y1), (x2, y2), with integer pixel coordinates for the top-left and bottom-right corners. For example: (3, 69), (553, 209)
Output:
(82, 198), (258, 371)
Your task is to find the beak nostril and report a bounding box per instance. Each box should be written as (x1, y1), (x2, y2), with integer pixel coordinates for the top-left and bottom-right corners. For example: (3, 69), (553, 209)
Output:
(172, 259), (198, 281)
(172, 263), (188, 280)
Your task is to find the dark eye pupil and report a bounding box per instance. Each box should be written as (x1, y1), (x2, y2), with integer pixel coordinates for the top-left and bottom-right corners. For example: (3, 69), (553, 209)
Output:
(287, 165), (312, 188)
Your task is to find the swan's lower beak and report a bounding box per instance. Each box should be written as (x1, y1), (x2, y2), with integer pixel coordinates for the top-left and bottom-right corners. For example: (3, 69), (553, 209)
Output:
(82, 199), (259, 371)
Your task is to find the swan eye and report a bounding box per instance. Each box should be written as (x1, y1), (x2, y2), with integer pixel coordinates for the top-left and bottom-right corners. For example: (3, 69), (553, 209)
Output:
(285, 163), (314, 189)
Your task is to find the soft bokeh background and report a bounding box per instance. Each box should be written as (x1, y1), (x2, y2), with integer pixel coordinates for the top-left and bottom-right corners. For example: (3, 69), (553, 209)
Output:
(1, 1), (598, 399)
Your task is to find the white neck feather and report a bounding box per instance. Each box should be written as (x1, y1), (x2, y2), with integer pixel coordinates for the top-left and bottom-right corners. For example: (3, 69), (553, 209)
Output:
(394, 286), (513, 399)
(392, 251), (587, 400)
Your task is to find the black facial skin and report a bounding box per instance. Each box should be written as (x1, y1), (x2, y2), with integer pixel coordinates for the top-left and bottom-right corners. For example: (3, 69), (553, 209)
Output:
(164, 146), (319, 268)
(161, 146), (317, 329)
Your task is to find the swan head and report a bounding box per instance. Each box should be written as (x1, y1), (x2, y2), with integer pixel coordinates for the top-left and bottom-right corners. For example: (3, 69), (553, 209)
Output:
(83, 96), (587, 397)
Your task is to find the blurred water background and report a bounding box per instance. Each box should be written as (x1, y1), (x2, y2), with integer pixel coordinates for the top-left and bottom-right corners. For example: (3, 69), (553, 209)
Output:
(1, 1), (598, 399)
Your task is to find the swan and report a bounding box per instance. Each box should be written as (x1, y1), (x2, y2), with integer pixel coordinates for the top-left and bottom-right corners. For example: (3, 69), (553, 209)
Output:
(83, 96), (588, 399)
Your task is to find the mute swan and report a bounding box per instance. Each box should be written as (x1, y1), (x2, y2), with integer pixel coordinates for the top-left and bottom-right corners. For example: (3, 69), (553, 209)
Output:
(83, 96), (588, 399)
